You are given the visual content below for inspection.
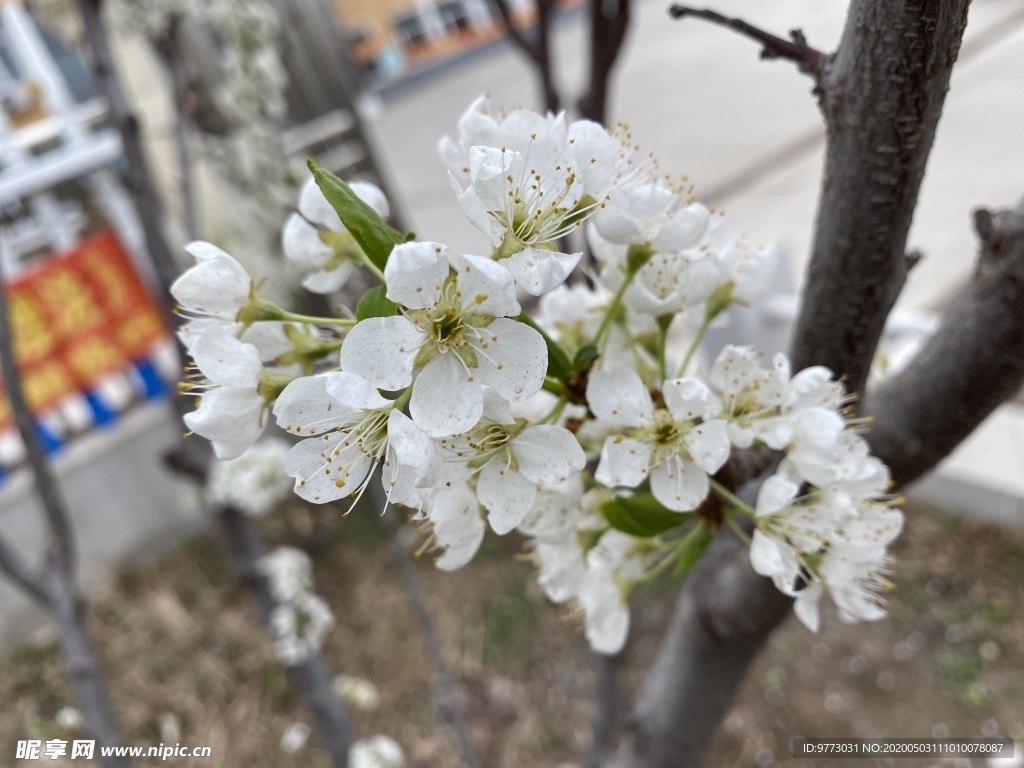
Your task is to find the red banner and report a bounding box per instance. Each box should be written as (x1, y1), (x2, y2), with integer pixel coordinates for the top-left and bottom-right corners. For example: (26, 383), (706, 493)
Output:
(0, 230), (169, 428)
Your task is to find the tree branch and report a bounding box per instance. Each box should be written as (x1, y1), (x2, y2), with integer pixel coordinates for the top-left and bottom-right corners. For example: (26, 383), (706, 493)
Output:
(578, 0), (633, 125)
(586, 651), (624, 768)
(614, 5), (971, 764)
(866, 198), (1024, 485)
(790, 0), (970, 395)
(489, 0), (540, 63)
(668, 6), (826, 79)
(489, 0), (560, 111)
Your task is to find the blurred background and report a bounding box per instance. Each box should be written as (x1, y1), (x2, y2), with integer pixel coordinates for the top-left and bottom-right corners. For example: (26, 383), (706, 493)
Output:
(0, 0), (1022, 765)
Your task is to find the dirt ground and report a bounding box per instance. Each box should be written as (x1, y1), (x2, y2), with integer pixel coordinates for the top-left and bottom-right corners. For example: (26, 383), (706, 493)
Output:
(2, 501), (1023, 768)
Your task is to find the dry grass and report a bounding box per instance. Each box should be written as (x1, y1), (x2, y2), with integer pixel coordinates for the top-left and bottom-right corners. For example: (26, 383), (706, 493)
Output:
(3, 503), (1024, 767)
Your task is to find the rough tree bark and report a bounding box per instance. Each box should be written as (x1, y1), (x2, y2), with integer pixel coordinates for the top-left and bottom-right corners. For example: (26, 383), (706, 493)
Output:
(611, 2), (973, 766)
(0, 270), (128, 767)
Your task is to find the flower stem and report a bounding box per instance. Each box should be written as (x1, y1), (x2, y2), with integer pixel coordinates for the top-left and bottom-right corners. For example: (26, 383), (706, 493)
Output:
(708, 477), (757, 517)
(539, 394), (569, 425)
(639, 520), (707, 586)
(725, 514), (752, 545)
(357, 253), (387, 283)
(594, 271), (636, 349)
(656, 316), (671, 383)
(676, 313), (713, 378)
(278, 310), (357, 328)
(542, 377), (567, 396)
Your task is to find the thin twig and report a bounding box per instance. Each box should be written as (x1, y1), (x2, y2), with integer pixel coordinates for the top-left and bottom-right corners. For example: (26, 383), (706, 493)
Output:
(668, 5), (825, 77)
(586, 651), (624, 768)
(380, 508), (480, 768)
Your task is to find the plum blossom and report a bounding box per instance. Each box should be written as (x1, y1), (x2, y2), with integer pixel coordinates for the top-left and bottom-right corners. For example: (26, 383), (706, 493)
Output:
(273, 372), (439, 509)
(340, 242), (546, 437)
(349, 735), (405, 768)
(587, 367), (730, 512)
(181, 328), (283, 459)
(263, 547), (334, 664)
(282, 176), (390, 293)
(207, 438), (292, 515)
(438, 390), (586, 534)
(171, 241), (255, 342)
(442, 99), (620, 294)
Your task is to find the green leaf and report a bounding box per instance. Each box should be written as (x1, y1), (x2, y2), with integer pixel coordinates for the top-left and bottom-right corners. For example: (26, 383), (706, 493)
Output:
(517, 313), (572, 379)
(355, 285), (397, 321)
(673, 526), (712, 576)
(307, 159), (405, 270)
(601, 494), (687, 538)
(572, 344), (599, 372)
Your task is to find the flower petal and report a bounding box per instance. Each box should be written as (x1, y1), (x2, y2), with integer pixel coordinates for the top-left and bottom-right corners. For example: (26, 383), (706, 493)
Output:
(297, 178), (343, 230)
(649, 456), (708, 512)
(275, 374), (353, 435)
(477, 461), (536, 534)
(301, 264), (355, 295)
(471, 318), (546, 402)
(324, 371), (392, 411)
(456, 254), (520, 316)
(282, 214), (331, 268)
(512, 425), (585, 485)
(651, 204), (709, 253)
(586, 367), (653, 427)
(190, 330), (263, 388)
(340, 316), (422, 391)
(284, 432), (373, 504)
(410, 353), (482, 437)
(663, 376), (722, 421)
(594, 437), (650, 488)
(172, 242), (251, 317)
(683, 418), (730, 474)
(184, 387), (265, 460)
(384, 242), (449, 309)
(430, 485), (486, 571)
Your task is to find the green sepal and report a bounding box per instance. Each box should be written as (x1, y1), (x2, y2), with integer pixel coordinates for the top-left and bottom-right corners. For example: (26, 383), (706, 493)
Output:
(307, 159), (406, 270)
(572, 344), (599, 372)
(672, 525), (712, 576)
(355, 285), (398, 322)
(601, 493), (688, 538)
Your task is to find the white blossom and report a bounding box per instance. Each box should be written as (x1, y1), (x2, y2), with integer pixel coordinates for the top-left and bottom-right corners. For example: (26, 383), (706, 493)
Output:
(341, 242), (546, 437)
(349, 735), (405, 768)
(587, 367), (730, 512)
(263, 547), (334, 665)
(282, 177), (390, 294)
(207, 438), (292, 515)
(273, 372), (439, 510)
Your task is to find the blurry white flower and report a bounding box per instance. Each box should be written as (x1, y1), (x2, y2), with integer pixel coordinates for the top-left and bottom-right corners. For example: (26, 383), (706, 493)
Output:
(282, 177), (390, 294)
(334, 675), (381, 710)
(207, 438), (292, 515)
(171, 242), (254, 341)
(349, 735), (405, 768)
(279, 722), (310, 754)
(55, 706), (82, 730)
(263, 547), (335, 665)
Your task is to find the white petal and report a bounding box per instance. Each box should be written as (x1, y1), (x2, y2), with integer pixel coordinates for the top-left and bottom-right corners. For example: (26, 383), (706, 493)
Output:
(755, 474), (800, 517)
(297, 177), (343, 230)
(594, 437), (650, 488)
(190, 330), (263, 388)
(456, 254), (520, 316)
(651, 204), (709, 253)
(512, 425), (585, 485)
(430, 485), (486, 571)
(275, 374), (352, 435)
(184, 387), (265, 460)
(586, 367), (653, 427)
(319, 371), (389, 412)
(284, 433), (373, 504)
(683, 418), (731, 474)
(410, 353), (482, 437)
(579, 569), (630, 654)
(567, 120), (618, 194)
(749, 531), (787, 577)
(481, 386), (514, 424)
(172, 242), (251, 317)
(663, 377), (722, 421)
(793, 583), (823, 632)
(386, 409), (440, 489)
(467, 146), (523, 212)
(301, 264), (355, 295)
(503, 247), (581, 296)
(384, 242), (449, 309)
(340, 316), (422, 390)
(454, 183), (504, 246)
(478, 461), (536, 534)
(282, 214), (331, 268)
(649, 456), (708, 512)
(471, 318), (546, 402)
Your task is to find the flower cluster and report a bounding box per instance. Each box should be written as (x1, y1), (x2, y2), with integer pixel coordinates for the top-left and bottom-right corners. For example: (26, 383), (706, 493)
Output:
(262, 547), (334, 665)
(173, 98), (904, 654)
(206, 438), (292, 515)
